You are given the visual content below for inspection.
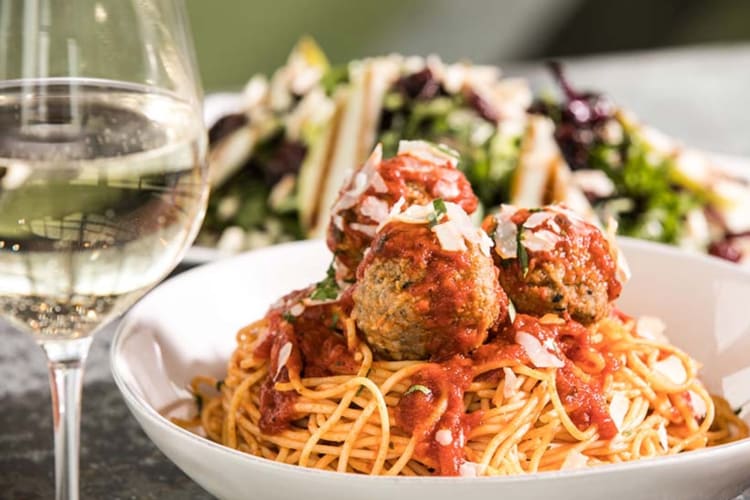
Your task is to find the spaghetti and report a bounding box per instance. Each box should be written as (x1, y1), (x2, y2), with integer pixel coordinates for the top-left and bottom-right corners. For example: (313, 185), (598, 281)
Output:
(179, 308), (747, 476)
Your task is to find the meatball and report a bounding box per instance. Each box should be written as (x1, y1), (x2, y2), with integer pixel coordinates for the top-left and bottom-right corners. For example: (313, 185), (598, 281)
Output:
(327, 141), (478, 281)
(353, 202), (507, 360)
(482, 204), (623, 324)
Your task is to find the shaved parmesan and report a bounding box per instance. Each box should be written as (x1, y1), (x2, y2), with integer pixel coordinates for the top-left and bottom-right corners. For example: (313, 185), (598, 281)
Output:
(275, 342), (293, 379)
(636, 316), (667, 342)
(561, 450), (589, 470)
(289, 303), (305, 317)
(657, 422), (669, 451)
(332, 214), (344, 231)
(445, 202), (492, 256)
(435, 429), (453, 446)
(516, 331), (564, 368)
(654, 355), (687, 385)
(371, 172), (388, 193)
(433, 221), (467, 252)
(434, 179), (461, 199)
(522, 229), (559, 252)
(523, 211), (555, 230)
(458, 461), (484, 478)
(609, 391), (630, 432)
(493, 206), (518, 259)
(397, 140), (459, 168)
(360, 196), (390, 223)
(390, 203), (435, 224)
(503, 367), (518, 398)
(687, 390), (707, 420)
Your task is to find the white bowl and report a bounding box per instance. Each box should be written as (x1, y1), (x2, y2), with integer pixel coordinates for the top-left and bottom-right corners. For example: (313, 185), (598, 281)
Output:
(112, 238), (750, 500)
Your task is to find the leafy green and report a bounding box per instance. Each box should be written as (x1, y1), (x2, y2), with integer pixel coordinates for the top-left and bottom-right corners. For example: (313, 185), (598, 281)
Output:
(588, 128), (704, 245)
(428, 198), (447, 227)
(310, 262), (340, 300)
(320, 64), (350, 96)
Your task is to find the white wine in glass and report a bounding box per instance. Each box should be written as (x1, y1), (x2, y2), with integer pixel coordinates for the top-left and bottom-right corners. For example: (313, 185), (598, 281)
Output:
(0, 1), (208, 498)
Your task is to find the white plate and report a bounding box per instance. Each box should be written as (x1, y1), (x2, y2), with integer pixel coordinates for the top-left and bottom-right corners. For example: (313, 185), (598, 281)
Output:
(113, 238), (750, 500)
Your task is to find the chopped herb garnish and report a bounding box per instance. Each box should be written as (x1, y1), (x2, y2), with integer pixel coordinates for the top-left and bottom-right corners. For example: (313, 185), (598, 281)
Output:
(508, 300), (517, 324)
(215, 380), (224, 392)
(428, 198), (447, 227)
(404, 384), (432, 397)
(282, 311), (296, 324)
(311, 262), (340, 300)
(193, 393), (204, 413)
(516, 225), (529, 277)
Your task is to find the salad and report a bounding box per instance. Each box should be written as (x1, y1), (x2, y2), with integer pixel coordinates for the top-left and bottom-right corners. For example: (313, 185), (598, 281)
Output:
(202, 39), (750, 263)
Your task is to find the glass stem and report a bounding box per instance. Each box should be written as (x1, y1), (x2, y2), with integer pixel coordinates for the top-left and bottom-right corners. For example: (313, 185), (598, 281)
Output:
(41, 337), (93, 500)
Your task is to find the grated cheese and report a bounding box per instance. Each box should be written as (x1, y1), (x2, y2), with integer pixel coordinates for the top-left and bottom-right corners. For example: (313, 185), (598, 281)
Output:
(654, 355), (687, 385)
(515, 331), (564, 368)
(561, 450), (589, 470)
(435, 429), (453, 446)
(275, 342), (293, 379)
(609, 391), (630, 432)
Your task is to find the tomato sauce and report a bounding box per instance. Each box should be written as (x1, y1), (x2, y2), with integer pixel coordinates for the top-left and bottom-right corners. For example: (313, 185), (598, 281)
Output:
(395, 356), (481, 475)
(377, 154), (478, 215)
(253, 287), (359, 434)
(328, 153), (478, 275)
(509, 314), (618, 439)
(509, 208), (622, 301)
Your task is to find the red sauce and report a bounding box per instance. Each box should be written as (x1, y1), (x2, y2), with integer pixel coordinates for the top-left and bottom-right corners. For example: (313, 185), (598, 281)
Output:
(328, 153), (478, 276)
(253, 287), (359, 434)
(357, 221), (501, 358)
(395, 356), (481, 475)
(377, 154), (478, 215)
(258, 376), (298, 434)
(482, 314), (618, 439)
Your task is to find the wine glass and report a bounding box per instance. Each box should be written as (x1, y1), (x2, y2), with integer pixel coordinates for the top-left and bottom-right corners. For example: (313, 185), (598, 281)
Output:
(0, 1), (208, 498)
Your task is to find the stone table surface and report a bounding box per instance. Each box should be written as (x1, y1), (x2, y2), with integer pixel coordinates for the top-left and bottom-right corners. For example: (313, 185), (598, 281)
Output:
(2, 44), (750, 499)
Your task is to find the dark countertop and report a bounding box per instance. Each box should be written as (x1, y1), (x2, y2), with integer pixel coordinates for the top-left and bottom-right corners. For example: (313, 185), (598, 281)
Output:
(1, 44), (749, 499)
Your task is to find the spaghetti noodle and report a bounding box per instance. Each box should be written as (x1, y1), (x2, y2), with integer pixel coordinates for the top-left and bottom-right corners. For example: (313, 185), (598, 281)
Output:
(179, 309), (747, 476)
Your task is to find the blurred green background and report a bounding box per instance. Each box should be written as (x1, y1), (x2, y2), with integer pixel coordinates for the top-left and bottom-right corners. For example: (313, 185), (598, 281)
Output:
(186, 0), (750, 91)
